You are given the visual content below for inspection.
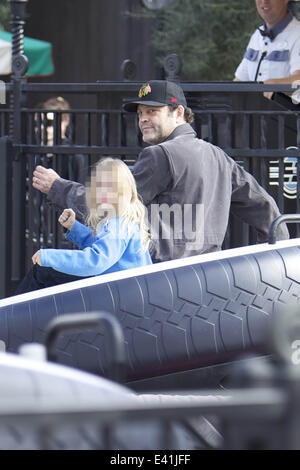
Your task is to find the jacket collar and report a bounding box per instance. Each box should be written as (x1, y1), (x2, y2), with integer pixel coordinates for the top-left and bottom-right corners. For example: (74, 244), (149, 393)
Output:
(259, 10), (293, 41)
(164, 123), (196, 142)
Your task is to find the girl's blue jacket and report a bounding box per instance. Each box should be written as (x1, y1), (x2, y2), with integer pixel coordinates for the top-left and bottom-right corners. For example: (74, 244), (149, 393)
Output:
(40, 218), (152, 277)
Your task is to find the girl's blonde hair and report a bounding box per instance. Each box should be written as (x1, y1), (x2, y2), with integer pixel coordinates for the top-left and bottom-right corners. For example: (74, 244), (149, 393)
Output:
(86, 157), (151, 249)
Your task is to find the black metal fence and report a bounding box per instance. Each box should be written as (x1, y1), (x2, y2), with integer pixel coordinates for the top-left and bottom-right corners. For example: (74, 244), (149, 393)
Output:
(1, 80), (300, 297)
(1, 0), (300, 297)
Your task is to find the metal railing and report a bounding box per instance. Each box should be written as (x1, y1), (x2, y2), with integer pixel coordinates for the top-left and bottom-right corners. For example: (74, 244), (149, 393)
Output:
(1, 80), (300, 297)
(1, 0), (300, 297)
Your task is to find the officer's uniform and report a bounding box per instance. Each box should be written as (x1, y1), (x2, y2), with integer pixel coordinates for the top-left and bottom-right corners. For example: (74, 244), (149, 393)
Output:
(235, 12), (300, 82)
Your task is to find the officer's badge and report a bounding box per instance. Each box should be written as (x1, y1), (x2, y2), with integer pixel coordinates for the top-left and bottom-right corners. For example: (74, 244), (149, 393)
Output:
(138, 83), (151, 98)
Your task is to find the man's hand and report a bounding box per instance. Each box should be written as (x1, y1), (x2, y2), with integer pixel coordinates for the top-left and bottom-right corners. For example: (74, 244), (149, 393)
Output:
(32, 165), (60, 194)
(58, 208), (76, 230)
(263, 91), (274, 100)
(262, 79), (275, 100)
(264, 71), (300, 100)
(32, 250), (42, 265)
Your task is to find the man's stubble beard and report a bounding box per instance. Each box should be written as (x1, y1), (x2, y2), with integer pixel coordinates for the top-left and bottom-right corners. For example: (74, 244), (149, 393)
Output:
(142, 126), (167, 145)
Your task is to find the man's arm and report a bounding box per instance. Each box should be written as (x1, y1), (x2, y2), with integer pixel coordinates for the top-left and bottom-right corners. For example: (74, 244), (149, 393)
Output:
(33, 145), (172, 223)
(234, 71), (300, 99)
(132, 146), (172, 205)
(233, 33), (254, 82)
(263, 69), (300, 99)
(230, 163), (289, 243)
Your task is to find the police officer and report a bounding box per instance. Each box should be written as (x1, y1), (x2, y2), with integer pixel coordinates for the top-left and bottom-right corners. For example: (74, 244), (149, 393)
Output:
(235, 0), (300, 100)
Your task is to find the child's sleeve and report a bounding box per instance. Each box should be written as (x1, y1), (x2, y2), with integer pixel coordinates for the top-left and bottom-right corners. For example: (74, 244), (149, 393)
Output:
(65, 220), (96, 249)
(40, 219), (129, 277)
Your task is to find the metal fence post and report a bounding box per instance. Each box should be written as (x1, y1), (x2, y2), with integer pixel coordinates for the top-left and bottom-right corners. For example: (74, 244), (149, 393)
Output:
(8, 0), (28, 293)
(9, 0), (28, 140)
(0, 137), (13, 298)
(164, 53), (181, 81)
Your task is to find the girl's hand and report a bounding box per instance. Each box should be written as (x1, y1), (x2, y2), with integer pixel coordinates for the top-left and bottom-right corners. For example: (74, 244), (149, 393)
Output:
(32, 250), (42, 266)
(58, 208), (76, 230)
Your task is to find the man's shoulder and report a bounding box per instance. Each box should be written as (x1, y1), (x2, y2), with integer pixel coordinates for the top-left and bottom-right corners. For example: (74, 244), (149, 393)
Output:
(134, 144), (169, 174)
(161, 132), (230, 162)
(139, 143), (167, 159)
(280, 16), (300, 39)
(158, 124), (197, 147)
(247, 27), (261, 42)
(288, 16), (300, 30)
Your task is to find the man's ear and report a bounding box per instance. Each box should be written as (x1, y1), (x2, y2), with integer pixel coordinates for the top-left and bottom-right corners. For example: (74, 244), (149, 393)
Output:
(175, 105), (185, 122)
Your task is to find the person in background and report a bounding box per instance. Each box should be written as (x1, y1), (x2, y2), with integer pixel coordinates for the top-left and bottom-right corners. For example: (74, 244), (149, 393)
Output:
(16, 158), (152, 294)
(234, 0), (300, 100)
(37, 96), (89, 185)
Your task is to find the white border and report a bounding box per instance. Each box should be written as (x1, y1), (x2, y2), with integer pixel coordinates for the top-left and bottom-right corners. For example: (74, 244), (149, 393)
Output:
(1, 238), (300, 308)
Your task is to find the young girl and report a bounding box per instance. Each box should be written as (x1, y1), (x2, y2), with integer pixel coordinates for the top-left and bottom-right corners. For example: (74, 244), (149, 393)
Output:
(16, 158), (152, 294)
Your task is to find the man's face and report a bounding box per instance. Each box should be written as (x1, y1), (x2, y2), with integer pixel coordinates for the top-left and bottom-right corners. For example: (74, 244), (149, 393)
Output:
(255, 0), (289, 28)
(44, 112), (54, 145)
(137, 104), (179, 144)
(39, 112), (69, 146)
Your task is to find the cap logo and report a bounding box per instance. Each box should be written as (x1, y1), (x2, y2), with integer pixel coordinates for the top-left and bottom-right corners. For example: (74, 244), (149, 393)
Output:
(171, 97), (177, 103)
(138, 83), (152, 98)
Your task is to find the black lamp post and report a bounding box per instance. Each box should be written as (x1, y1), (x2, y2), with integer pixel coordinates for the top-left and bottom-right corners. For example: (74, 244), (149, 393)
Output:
(9, 0), (29, 78)
(8, 0), (28, 290)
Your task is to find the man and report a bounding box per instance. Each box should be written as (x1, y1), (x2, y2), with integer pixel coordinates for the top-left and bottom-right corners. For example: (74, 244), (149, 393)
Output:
(32, 80), (289, 263)
(37, 96), (89, 186)
(234, 0), (300, 100)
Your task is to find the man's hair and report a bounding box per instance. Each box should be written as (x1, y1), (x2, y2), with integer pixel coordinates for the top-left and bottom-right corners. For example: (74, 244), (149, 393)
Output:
(168, 104), (194, 124)
(41, 96), (70, 122)
(42, 96), (70, 111)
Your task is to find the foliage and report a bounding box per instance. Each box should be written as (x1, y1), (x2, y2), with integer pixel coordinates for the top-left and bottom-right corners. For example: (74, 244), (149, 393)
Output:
(139, 0), (300, 81)
(146, 0), (260, 80)
(0, 0), (10, 31)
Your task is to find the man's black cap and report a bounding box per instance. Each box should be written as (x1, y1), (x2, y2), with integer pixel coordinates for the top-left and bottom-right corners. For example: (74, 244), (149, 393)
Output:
(123, 80), (187, 112)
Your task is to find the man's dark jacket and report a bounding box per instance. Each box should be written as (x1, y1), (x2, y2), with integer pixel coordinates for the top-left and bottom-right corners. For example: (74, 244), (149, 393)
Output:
(46, 123), (289, 262)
